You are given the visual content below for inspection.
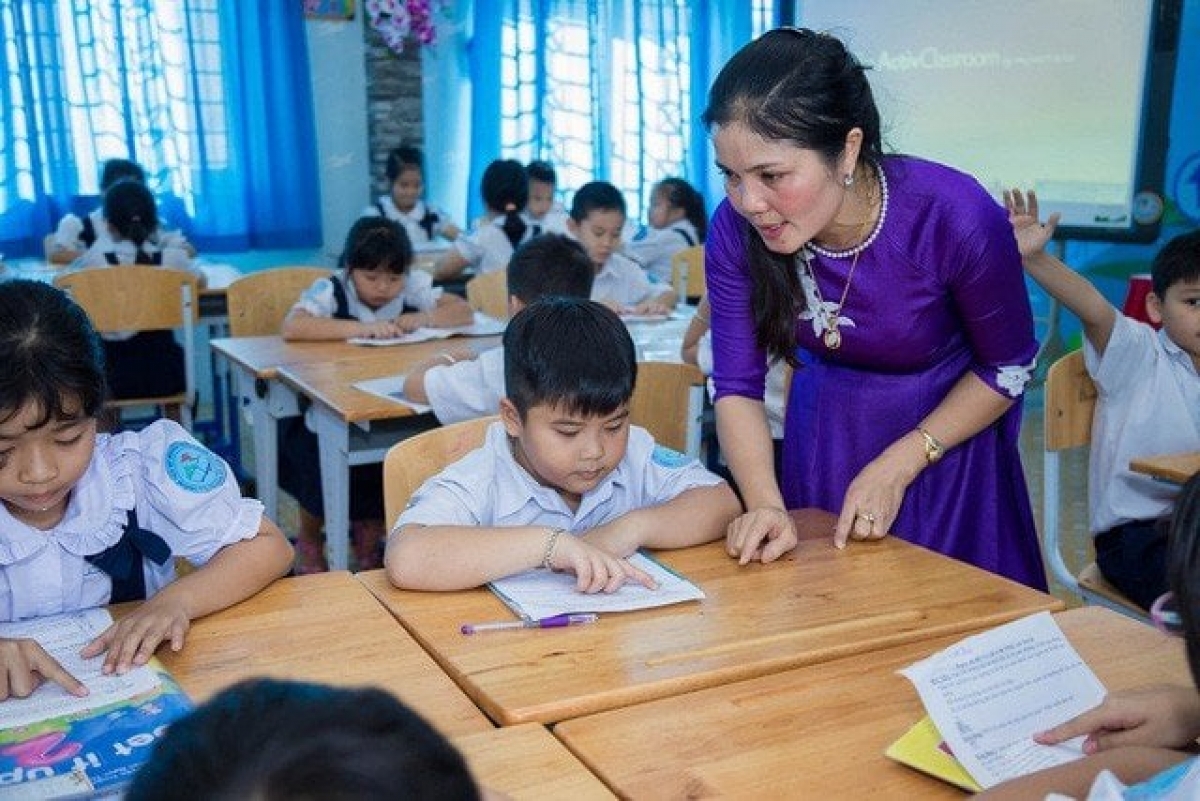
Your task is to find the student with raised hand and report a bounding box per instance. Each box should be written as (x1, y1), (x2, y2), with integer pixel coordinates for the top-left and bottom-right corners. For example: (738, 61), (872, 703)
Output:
(365, 144), (462, 245)
(0, 281), (293, 697)
(385, 297), (741, 592)
(403, 233), (595, 424)
(627, 176), (708, 283)
(569, 181), (677, 316)
(979, 474), (1200, 799)
(127, 678), (486, 801)
(1007, 190), (1200, 609)
(524, 160), (570, 235)
(435, 159), (532, 281)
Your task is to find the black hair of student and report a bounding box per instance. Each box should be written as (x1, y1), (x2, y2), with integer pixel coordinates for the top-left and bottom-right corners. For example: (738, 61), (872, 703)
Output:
(507, 234), (595, 304)
(340, 215), (414, 275)
(1150, 229), (1200, 300)
(386, 144), (425, 185)
(568, 180), (626, 222)
(481, 159), (529, 249)
(0, 281), (106, 428)
(99, 158), (146, 192)
(103, 179), (159, 262)
(1166, 473), (1200, 686)
(127, 678), (480, 801)
(702, 28), (884, 365)
(504, 296), (636, 419)
(526, 159), (557, 186)
(655, 177), (708, 243)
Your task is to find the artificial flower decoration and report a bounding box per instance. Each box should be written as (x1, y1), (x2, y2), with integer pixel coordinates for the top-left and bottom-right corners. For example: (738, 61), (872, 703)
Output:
(365, 0), (439, 54)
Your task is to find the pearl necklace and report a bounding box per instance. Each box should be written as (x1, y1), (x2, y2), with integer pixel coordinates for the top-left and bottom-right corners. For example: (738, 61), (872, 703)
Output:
(807, 163), (890, 259)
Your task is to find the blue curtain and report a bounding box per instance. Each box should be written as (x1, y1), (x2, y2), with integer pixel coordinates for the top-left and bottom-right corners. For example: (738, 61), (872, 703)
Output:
(0, 0), (321, 258)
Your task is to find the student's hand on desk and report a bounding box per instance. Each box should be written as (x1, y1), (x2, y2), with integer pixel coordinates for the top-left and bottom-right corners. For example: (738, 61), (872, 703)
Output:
(81, 597), (191, 676)
(1034, 685), (1200, 754)
(629, 299), (671, 317)
(395, 311), (429, 333)
(1003, 188), (1061, 259)
(579, 522), (640, 559)
(359, 320), (402, 339)
(550, 536), (657, 594)
(0, 637), (88, 699)
(725, 506), (798, 565)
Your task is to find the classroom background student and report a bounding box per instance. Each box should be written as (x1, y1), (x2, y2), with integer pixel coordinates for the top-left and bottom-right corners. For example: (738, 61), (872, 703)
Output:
(0, 281), (293, 695)
(435, 159), (532, 281)
(364, 144), (461, 246)
(524, 160), (570, 235)
(385, 297), (741, 592)
(1007, 190), (1200, 610)
(403, 233), (595, 425)
(626, 176), (708, 283)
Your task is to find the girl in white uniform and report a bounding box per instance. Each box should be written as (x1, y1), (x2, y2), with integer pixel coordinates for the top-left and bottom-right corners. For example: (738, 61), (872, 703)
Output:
(626, 177), (707, 283)
(363, 144), (460, 246)
(0, 280), (293, 694)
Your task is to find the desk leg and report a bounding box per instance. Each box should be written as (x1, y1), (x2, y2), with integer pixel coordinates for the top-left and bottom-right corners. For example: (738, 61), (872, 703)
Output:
(312, 406), (351, 571)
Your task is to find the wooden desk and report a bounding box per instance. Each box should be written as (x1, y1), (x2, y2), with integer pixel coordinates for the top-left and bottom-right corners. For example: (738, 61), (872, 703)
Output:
(151, 571), (491, 737)
(357, 509), (1061, 726)
(1130, 451), (1200, 484)
(555, 606), (1188, 799)
(454, 724), (614, 800)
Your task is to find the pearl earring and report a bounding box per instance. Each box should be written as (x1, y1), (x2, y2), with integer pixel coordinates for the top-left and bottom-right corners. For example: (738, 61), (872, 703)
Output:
(842, 173), (854, 188)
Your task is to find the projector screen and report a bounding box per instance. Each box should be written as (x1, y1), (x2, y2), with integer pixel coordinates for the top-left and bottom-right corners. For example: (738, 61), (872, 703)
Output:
(795, 0), (1182, 242)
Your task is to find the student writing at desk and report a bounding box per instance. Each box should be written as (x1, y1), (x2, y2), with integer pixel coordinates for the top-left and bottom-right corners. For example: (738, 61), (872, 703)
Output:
(385, 297), (741, 592)
(0, 281), (293, 696)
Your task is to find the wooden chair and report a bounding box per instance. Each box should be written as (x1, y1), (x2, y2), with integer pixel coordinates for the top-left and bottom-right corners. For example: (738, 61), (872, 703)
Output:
(382, 415), (497, 528)
(54, 265), (200, 429)
(630, 361), (706, 455)
(669, 245), (705, 303)
(465, 269), (510, 321)
(225, 266), (331, 337)
(1043, 349), (1146, 619)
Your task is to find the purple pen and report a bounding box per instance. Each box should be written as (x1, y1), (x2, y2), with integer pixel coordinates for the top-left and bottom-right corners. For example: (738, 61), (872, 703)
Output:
(460, 613), (599, 635)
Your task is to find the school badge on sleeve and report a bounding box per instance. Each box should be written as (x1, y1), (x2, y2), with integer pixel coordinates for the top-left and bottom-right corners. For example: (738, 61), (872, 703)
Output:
(165, 441), (226, 493)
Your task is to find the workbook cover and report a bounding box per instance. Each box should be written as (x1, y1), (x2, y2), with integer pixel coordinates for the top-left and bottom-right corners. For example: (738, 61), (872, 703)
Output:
(885, 715), (982, 793)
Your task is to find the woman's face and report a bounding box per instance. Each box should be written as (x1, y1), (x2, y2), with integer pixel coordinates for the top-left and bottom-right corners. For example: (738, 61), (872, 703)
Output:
(712, 122), (849, 255)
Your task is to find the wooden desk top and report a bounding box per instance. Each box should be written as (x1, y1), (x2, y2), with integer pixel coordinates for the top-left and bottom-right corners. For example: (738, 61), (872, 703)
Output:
(1130, 451), (1200, 485)
(149, 571), (491, 737)
(210, 335), (391, 378)
(554, 606), (1188, 799)
(357, 509), (1061, 726)
(454, 723), (615, 800)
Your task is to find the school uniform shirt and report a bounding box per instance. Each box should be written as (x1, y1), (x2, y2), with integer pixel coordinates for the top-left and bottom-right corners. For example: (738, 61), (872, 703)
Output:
(424, 346), (506, 425)
(290, 267), (442, 321)
(365, 196), (458, 246)
(0, 420), (263, 621)
(74, 240), (198, 341)
(626, 219), (699, 283)
(1085, 312), (1200, 535)
(395, 422), (725, 533)
(522, 204), (570, 236)
(1058, 756), (1200, 800)
(452, 217), (532, 274)
(54, 209), (190, 257)
(590, 251), (657, 308)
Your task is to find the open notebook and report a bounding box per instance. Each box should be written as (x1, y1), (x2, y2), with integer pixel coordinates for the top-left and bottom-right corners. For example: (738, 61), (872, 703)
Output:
(347, 312), (505, 346)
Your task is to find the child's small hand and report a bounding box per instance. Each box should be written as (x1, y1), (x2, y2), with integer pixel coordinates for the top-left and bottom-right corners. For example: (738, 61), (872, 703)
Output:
(581, 522), (641, 559)
(0, 637), (88, 700)
(1003, 188), (1061, 259)
(395, 312), (428, 333)
(551, 536), (658, 594)
(631, 299), (671, 317)
(81, 598), (191, 675)
(360, 320), (401, 339)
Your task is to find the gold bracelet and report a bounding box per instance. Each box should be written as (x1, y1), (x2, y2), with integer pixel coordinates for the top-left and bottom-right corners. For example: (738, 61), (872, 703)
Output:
(916, 426), (945, 464)
(541, 527), (565, 569)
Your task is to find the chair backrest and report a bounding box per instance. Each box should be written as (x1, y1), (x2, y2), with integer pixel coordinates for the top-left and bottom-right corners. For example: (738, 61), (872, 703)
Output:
(465, 269), (510, 321)
(43, 233), (57, 261)
(226, 266), (331, 337)
(669, 245), (705, 302)
(1044, 348), (1096, 452)
(383, 415), (497, 528)
(630, 361), (706, 455)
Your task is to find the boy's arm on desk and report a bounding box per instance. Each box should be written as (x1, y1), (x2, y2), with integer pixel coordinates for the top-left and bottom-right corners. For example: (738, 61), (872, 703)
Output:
(583, 484), (741, 556)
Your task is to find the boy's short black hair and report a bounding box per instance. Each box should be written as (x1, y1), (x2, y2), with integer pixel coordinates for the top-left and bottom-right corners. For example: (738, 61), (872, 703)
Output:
(127, 678), (480, 801)
(526, 160), (557, 186)
(569, 180), (626, 222)
(1151, 229), (1200, 299)
(507, 234), (594, 304)
(504, 297), (636, 419)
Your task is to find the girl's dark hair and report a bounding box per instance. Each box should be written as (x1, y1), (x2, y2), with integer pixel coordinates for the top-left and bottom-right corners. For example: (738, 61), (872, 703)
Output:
(655, 177), (708, 243)
(340, 216), (414, 275)
(702, 28), (883, 363)
(385, 144), (424, 185)
(481, 159), (529, 249)
(503, 297), (636, 419)
(569, 181), (626, 222)
(1167, 473), (1200, 686)
(1150, 229), (1200, 300)
(526, 160), (557, 186)
(99, 158), (146, 192)
(103, 179), (159, 263)
(0, 280), (106, 427)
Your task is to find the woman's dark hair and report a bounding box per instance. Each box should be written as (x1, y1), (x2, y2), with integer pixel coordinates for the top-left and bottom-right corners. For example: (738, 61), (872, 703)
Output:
(340, 216), (414, 275)
(99, 158), (146, 192)
(0, 280), (106, 427)
(702, 28), (883, 362)
(103, 179), (159, 263)
(1167, 474), (1200, 686)
(569, 180), (626, 222)
(655, 177), (708, 243)
(481, 159), (529, 248)
(386, 144), (424, 185)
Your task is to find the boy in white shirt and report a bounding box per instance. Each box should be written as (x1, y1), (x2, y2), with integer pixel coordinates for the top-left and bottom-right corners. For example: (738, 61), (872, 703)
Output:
(385, 297), (741, 591)
(523, 160), (569, 235)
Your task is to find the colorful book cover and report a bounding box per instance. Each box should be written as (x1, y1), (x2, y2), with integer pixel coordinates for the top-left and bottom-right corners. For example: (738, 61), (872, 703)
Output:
(884, 715), (983, 793)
